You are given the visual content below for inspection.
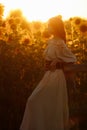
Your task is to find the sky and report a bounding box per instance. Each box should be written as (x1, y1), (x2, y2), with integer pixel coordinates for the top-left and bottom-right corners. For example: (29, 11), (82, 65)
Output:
(0, 0), (87, 21)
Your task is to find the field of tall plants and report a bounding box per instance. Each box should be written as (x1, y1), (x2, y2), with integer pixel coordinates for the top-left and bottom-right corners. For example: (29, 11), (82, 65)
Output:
(0, 4), (87, 130)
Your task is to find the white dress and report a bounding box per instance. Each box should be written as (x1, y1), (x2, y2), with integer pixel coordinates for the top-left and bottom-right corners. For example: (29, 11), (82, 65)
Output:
(20, 38), (77, 130)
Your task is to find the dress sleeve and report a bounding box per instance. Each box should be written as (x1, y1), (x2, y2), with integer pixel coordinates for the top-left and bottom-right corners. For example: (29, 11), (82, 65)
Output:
(55, 40), (77, 63)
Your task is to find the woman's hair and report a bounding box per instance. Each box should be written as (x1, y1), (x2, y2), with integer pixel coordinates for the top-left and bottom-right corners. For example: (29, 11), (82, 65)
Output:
(48, 16), (66, 43)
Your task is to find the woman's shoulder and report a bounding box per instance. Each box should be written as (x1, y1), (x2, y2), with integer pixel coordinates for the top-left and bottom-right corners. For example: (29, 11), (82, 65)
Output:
(47, 38), (66, 48)
(47, 38), (54, 45)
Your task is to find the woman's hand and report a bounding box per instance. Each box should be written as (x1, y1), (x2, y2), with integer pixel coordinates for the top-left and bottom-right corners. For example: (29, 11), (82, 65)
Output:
(50, 60), (58, 71)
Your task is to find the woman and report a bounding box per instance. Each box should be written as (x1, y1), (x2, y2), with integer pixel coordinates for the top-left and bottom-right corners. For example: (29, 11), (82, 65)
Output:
(20, 16), (77, 130)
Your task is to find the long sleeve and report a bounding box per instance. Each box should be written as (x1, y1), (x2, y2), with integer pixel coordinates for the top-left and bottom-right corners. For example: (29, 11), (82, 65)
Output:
(55, 40), (77, 63)
(44, 39), (77, 63)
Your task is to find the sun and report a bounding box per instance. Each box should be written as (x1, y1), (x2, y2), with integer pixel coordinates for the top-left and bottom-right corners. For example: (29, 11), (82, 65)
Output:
(1, 0), (70, 22)
(16, 0), (63, 22)
(1, 0), (87, 22)
(18, 0), (71, 21)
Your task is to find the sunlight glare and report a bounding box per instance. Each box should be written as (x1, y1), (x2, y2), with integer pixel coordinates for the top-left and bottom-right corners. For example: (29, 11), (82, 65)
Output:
(1, 0), (87, 22)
